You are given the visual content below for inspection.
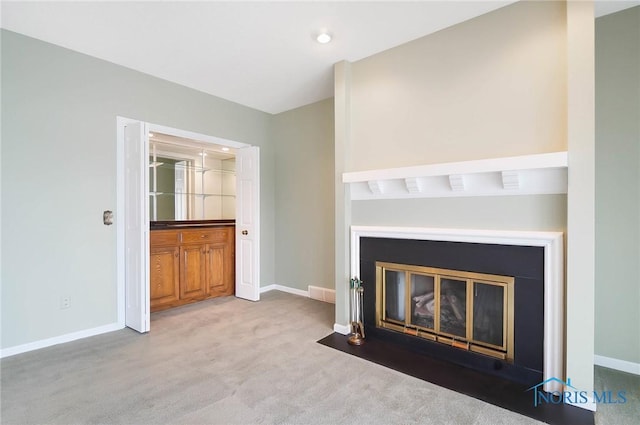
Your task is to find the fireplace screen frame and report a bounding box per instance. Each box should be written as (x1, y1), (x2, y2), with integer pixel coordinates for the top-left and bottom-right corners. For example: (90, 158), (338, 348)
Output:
(376, 262), (515, 362)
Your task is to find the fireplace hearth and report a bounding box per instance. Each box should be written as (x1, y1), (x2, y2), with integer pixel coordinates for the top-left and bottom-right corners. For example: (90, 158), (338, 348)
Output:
(319, 226), (586, 424)
(317, 333), (594, 425)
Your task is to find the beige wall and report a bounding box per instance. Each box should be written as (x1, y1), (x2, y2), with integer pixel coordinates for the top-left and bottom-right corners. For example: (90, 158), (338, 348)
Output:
(273, 99), (335, 291)
(336, 0), (570, 323)
(349, 0), (567, 172)
(334, 0), (600, 399)
(352, 195), (567, 231)
(595, 6), (640, 365)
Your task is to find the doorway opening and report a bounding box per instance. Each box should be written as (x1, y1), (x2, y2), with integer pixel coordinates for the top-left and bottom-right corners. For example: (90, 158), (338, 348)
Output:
(116, 117), (261, 333)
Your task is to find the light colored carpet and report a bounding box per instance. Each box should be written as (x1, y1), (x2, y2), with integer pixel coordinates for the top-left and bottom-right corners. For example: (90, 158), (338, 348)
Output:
(594, 364), (640, 425)
(0, 291), (634, 424)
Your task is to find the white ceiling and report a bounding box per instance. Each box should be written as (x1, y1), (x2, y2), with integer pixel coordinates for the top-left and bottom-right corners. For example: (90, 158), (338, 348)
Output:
(2, 1), (637, 114)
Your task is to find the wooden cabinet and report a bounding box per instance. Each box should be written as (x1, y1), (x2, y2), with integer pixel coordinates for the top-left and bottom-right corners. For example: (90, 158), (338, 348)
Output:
(149, 244), (180, 309)
(150, 226), (234, 312)
(180, 244), (207, 300)
(205, 239), (234, 296)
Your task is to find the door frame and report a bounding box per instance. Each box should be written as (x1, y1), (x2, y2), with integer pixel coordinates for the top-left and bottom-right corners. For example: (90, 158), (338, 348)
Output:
(116, 117), (260, 329)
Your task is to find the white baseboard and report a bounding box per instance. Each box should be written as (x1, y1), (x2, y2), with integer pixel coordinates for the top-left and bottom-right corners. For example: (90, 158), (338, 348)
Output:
(334, 323), (350, 335)
(260, 284), (277, 293)
(595, 354), (640, 375)
(0, 322), (123, 359)
(566, 397), (597, 412)
(261, 284), (309, 298)
(261, 284), (336, 304)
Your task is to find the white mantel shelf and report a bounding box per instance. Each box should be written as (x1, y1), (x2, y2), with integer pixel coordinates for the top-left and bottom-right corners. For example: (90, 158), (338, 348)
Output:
(343, 152), (568, 200)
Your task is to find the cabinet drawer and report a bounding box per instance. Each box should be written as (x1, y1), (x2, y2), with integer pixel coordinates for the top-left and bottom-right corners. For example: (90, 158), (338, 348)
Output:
(150, 230), (179, 246)
(180, 229), (229, 244)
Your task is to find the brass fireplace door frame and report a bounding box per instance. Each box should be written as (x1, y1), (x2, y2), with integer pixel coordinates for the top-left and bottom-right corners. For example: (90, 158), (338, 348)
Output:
(376, 262), (515, 362)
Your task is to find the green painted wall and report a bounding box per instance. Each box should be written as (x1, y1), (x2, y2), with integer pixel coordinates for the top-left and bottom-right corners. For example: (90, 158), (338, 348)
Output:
(273, 99), (335, 291)
(1, 30), (275, 350)
(595, 6), (640, 365)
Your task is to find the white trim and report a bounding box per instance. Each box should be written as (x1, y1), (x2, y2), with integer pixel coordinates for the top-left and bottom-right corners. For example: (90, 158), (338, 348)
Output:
(343, 152), (568, 200)
(333, 323), (351, 335)
(147, 123), (250, 150)
(116, 116), (135, 328)
(566, 396), (597, 412)
(260, 284), (277, 293)
(260, 284), (309, 298)
(343, 152), (568, 182)
(116, 117), (256, 330)
(0, 323), (122, 359)
(350, 225), (564, 391)
(595, 355), (640, 375)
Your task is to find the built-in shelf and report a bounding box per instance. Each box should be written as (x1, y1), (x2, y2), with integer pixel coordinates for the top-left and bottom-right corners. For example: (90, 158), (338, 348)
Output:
(149, 192), (235, 198)
(149, 162), (235, 174)
(343, 152), (568, 200)
(149, 139), (236, 221)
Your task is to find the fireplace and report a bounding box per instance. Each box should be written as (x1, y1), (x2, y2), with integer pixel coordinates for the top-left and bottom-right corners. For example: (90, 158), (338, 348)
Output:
(350, 226), (564, 391)
(376, 262), (514, 362)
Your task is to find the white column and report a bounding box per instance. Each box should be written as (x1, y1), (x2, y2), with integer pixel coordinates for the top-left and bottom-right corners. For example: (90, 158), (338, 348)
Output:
(334, 60), (353, 331)
(566, 0), (596, 411)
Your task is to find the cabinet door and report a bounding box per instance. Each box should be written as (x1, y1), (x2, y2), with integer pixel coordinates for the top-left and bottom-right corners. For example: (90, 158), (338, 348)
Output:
(206, 240), (234, 297)
(180, 245), (207, 299)
(150, 245), (180, 310)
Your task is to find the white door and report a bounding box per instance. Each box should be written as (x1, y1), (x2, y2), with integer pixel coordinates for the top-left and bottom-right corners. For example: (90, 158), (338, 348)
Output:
(235, 146), (260, 301)
(124, 122), (150, 332)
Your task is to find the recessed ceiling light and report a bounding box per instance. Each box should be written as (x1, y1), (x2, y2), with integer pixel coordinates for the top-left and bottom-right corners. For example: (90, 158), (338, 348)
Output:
(148, 132), (154, 137)
(222, 147), (230, 152)
(317, 32), (332, 44)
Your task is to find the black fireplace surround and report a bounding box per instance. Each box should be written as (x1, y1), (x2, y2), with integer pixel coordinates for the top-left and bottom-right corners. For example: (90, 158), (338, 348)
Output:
(359, 237), (545, 387)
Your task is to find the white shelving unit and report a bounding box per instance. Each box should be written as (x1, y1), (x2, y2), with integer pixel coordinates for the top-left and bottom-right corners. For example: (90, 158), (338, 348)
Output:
(343, 152), (568, 200)
(149, 139), (236, 221)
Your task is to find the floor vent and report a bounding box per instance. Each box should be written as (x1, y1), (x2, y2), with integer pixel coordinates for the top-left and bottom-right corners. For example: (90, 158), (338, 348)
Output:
(308, 286), (336, 304)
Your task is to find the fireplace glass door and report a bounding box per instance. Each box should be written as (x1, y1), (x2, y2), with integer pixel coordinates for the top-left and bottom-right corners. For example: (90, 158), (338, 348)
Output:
(473, 282), (505, 348)
(376, 262), (514, 361)
(384, 269), (406, 323)
(439, 277), (467, 338)
(411, 274), (435, 329)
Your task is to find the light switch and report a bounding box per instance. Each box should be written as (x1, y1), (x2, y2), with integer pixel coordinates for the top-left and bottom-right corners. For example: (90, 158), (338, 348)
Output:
(103, 210), (113, 225)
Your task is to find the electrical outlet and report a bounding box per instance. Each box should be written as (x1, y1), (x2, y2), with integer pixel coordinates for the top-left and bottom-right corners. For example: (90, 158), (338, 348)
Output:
(60, 296), (71, 310)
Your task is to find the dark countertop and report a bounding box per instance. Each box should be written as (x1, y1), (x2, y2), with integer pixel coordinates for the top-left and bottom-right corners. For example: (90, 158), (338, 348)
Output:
(150, 220), (235, 230)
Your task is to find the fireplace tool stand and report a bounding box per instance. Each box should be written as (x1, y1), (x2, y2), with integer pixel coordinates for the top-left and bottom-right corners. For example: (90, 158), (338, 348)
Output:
(348, 277), (365, 346)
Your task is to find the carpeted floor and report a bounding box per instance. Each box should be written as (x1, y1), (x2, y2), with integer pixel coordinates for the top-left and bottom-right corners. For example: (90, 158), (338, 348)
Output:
(1, 291), (637, 424)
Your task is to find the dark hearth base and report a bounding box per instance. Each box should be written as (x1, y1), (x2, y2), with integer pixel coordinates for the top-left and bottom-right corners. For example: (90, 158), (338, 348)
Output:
(317, 333), (594, 425)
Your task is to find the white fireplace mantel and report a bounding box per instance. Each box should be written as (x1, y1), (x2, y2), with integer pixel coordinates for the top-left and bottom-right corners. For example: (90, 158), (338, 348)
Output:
(343, 152), (568, 200)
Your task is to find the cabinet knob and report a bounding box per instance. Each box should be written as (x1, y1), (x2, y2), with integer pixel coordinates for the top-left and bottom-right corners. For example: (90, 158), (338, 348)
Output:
(175, 253), (178, 257)
(242, 230), (248, 235)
